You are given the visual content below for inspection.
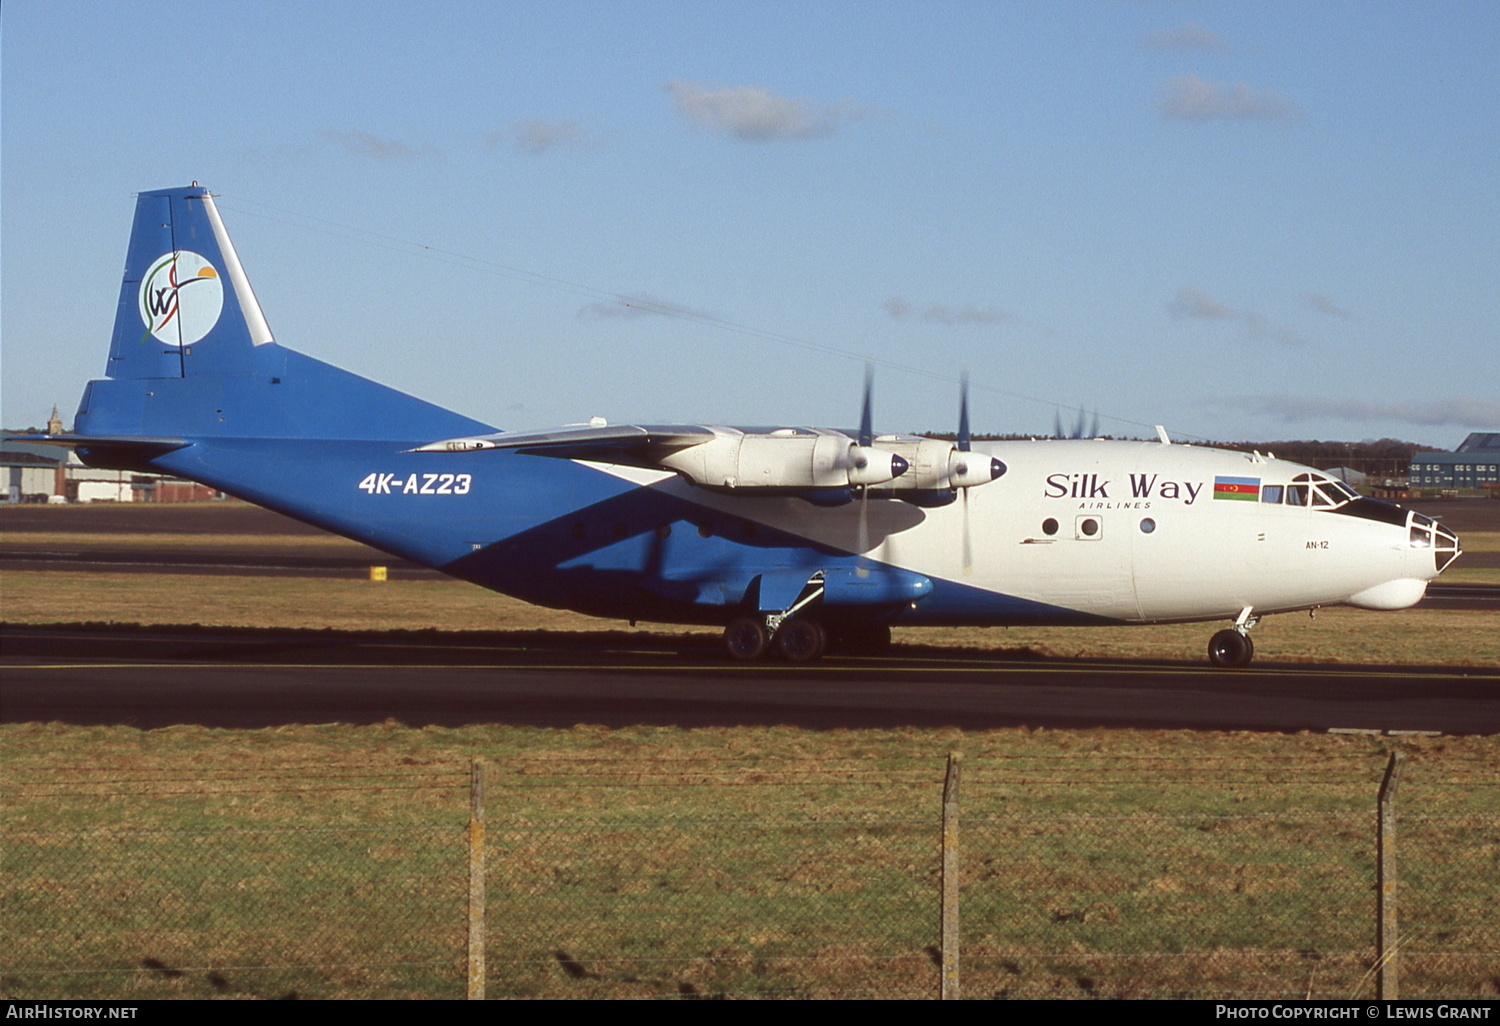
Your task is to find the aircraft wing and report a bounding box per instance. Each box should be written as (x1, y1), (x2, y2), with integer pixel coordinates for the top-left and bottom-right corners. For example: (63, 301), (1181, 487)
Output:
(409, 424), (717, 464)
(410, 421), (996, 498)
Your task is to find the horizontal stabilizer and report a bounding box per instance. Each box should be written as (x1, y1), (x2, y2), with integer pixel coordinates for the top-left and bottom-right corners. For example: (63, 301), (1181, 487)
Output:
(6, 433), (188, 456)
(6, 433), (190, 473)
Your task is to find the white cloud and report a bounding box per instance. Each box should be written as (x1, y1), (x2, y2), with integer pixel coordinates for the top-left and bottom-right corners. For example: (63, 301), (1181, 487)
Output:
(1240, 311), (1309, 349)
(1156, 74), (1298, 121)
(318, 129), (420, 159)
(1170, 286), (1307, 347)
(885, 297), (1011, 326)
(497, 119), (589, 154)
(579, 293), (708, 320)
(1140, 23), (1229, 54)
(665, 79), (867, 141)
(1303, 292), (1351, 319)
(1170, 285), (1235, 320)
(1231, 395), (1500, 428)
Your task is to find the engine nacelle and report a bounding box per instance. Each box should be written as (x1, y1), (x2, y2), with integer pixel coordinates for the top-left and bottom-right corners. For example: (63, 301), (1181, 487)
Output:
(948, 450), (1006, 489)
(660, 430), (908, 491)
(847, 445), (909, 486)
(865, 438), (1007, 492)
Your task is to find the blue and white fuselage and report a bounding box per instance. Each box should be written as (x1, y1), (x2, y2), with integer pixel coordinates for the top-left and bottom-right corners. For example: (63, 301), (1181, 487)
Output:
(39, 186), (1462, 666)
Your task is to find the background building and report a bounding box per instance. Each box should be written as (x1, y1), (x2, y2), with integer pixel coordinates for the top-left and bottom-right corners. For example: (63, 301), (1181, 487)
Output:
(1408, 432), (1500, 492)
(1, 439), (220, 504)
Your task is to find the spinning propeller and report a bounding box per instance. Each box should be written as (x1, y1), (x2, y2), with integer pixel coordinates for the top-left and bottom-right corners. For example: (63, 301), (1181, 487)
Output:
(956, 371), (975, 573)
(851, 367), (1004, 576)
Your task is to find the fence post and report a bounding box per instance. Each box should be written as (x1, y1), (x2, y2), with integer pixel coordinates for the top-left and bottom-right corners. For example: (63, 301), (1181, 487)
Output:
(941, 751), (962, 1000)
(1377, 750), (1404, 1001)
(468, 757), (487, 1000)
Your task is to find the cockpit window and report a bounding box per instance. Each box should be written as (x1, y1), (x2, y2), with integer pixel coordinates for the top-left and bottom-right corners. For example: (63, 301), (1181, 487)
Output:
(1261, 484), (1284, 504)
(1289, 472), (1356, 510)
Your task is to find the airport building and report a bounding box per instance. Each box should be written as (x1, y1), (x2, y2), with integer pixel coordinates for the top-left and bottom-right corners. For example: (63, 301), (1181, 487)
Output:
(3, 410), (221, 503)
(1408, 432), (1500, 491)
(2, 441), (222, 503)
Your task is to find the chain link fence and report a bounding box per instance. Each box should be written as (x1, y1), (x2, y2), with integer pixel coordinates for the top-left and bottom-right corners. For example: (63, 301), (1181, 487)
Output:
(3, 749), (1496, 999)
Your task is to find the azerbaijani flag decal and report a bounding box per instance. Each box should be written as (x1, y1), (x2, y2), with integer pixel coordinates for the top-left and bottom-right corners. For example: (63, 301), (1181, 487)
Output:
(1213, 476), (1261, 500)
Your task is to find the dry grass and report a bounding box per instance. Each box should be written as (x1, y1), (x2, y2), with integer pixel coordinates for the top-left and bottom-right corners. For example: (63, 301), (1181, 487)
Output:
(0, 531), (367, 551)
(3, 568), (1496, 665)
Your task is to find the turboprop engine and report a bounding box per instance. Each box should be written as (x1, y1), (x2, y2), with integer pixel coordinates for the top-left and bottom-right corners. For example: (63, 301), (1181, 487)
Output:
(658, 429), (908, 491)
(866, 436), (1006, 495)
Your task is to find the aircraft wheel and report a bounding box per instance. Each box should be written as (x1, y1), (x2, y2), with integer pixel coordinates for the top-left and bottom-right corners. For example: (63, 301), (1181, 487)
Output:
(776, 619), (828, 663)
(1207, 629), (1254, 669)
(724, 617), (771, 660)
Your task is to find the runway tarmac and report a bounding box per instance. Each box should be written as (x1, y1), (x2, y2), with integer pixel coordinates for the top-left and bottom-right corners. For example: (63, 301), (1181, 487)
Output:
(4, 624), (1497, 734)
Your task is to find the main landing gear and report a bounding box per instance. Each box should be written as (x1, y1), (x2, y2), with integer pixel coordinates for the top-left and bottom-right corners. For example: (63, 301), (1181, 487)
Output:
(723, 615), (828, 662)
(722, 616), (892, 662)
(1207, 607), (1258, 669)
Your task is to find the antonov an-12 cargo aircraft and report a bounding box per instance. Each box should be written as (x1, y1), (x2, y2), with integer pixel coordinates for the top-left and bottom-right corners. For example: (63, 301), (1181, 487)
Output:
(26, 185), (1463, 666)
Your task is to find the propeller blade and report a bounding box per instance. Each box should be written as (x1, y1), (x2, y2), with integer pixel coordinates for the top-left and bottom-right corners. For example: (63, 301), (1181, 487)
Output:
(960, 488), (973, 575)
(858, 362), (875, 449)
(1053, 408), (1064, 439)
(856, 485), (871, 578)
(1073, 406), (1087, 440)
(957, 370), (971, 452)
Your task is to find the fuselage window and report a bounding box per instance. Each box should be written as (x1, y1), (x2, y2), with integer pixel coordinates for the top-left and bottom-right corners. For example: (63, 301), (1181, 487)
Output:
(1261, 485), (1284, 504)
(1140, 517), (1156, 533)
(1042, 518), (1059, 536)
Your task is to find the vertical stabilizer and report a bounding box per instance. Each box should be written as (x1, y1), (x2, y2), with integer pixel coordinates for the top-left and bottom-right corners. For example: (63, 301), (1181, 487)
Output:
(77, 184), (493, 444)
(107, 185), (272, 380)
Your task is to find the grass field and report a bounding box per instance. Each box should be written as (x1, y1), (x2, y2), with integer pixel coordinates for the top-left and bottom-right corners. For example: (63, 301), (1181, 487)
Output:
(4, 723), (1498, 999)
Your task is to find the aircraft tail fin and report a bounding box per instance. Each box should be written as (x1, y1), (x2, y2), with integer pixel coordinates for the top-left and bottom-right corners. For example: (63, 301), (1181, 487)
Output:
(106, 184), (272, 380)
(77, 185), (492, 443)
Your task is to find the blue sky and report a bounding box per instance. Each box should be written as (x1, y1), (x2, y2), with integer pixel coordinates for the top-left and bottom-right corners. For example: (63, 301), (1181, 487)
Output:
(3, 1), (1496, 447)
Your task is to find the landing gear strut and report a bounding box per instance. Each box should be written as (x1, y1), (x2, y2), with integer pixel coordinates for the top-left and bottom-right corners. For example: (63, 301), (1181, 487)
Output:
(724, 572), (834, 662)
(1207, 607), (1258, 668)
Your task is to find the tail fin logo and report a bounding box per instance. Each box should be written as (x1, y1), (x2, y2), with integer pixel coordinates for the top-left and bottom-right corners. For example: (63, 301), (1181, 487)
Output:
(138, 251), (224, 346)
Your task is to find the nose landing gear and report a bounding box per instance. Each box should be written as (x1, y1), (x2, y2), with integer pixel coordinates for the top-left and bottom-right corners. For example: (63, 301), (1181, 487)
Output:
(1208, 606), (1258, 668)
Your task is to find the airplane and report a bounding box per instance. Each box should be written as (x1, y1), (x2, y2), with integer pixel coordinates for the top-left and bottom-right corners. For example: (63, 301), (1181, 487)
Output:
(20, 184), (1463, 667)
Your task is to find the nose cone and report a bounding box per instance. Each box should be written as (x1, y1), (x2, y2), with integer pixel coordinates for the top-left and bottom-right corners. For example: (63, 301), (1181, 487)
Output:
(1435, 524), (1461, 574)
(1410, 511), (1462, 575)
